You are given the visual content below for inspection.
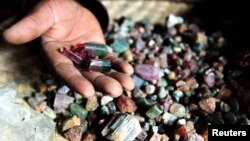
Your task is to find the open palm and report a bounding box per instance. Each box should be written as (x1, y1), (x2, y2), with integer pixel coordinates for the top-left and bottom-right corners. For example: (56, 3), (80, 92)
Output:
(4, 1), (134, 98)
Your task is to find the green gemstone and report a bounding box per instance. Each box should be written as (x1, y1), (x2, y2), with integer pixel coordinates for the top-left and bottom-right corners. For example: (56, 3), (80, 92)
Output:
(173, 90), (184, 97)
(193, 43), (206, 52)
(43, 106), (56, 120)
(172, 90), (184, 102)
(101, 105), (110, 116)
(69, 103), (88, 120)
(88, 59), (111, 73)
(146, 104), (163, 119)
(158, 87), (167, 99)
(143, 122), (150, 131)
(136, 97), (150, 107)
(159, 78), (168, 87)
(149, 95), (158, 102)
(83, 43), (107, 57)
(149, 125), (159, 133)
(110, 39), (129, 54)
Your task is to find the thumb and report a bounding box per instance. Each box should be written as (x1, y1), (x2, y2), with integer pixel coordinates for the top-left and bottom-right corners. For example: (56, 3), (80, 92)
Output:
(3, 3), (54, 45)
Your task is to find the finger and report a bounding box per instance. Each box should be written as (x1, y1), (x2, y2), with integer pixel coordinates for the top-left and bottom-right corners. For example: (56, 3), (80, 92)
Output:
(3, 2), (54, 44)
(106, 71), (135, 91)
(105, 53), (134, 75)
(43, 42), (95, 98)
(81, 71), (123, 97)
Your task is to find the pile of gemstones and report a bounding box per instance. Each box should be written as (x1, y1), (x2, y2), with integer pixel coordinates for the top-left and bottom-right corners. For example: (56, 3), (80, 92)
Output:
(27, 14), (250, 141)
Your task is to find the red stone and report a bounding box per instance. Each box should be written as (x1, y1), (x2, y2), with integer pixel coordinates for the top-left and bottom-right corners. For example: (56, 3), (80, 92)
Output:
(117, 95), (137, 113)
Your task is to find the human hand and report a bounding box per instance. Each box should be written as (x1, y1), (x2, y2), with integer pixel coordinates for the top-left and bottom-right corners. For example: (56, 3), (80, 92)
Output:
(3, 0), (134, 98)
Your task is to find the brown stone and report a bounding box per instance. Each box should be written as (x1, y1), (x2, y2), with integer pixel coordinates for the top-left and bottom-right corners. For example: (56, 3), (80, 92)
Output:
(198, 97), (216, 114)
(117, 94), (137, 113)
(62, 115), (81, 131)
(64, 125), (82, 141)
(86, 96), (99, 111)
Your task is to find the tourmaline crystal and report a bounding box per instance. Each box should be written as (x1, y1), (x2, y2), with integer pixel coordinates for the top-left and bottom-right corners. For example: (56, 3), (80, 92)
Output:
(135, 64), (160, 83)
(169, 103), (186, 117)
(117, 94), (137, 113)
(60, 43), (111, 72)
(146, 104), (163, 119)
(132, 74), (145, 88)
(85, 59), (111, 72)
(82, 43), (107, 57)
(101, 113), (142, 141)
(110, 38), (130, 54)
(53, 94), (74, 113)
(43, 106), (56, 119)
(69, 103), (88, 120)
(61, 47), (83, 65)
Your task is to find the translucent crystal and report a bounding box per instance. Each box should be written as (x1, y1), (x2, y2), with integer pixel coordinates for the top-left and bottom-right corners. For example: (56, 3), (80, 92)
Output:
(101, 113), (142, 141)
(85, 59), (111, 72)
(135, 64), (160, 83)
(53, 94), (74, 113)
(61, 47), (83, 65)
(69, 103), (88, 120)
(60, 43), (111, 73)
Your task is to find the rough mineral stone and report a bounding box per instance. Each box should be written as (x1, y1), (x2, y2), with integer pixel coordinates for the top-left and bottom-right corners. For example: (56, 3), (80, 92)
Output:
(62, 115), (81, 131)
(117, 94), (137, 113)
(169, 103), (186, 117)
(43, 106), (56, 120)
(132, 75), (145, 88)
(57, 86), (70, 95)
(110, 39), (130, 54)
(0, 83), (55, 141)
(53, 94), (74, 113)
(162, 112), (178, 124)
(85, 96), (99, 111)
(198, 97), (216, 114)
(135, 64), (160, 83)
(145, 84), (156, 94)
(146, 104), (163, 119)
(69, 103), (88, 120)
(101, 95), (113, 105)
(102, 113), (142, 141)
(64, 125), (82, 141)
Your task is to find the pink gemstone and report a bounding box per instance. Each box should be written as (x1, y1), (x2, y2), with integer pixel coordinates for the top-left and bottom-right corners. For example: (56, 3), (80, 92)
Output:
(117, 95), (137, 113)
(53, 94), (74, 113)
(162, 95), (173, 112)
(71, 44), (87, 59)
(135, 64), (160, 83)
(61, 47), (83, 65)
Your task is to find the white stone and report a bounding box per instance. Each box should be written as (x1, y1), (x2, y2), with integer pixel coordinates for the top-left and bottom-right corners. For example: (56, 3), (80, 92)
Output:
(145, 84), (156, 94)
(0, 83), (55, 141)
(101, 95), (114, 105)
